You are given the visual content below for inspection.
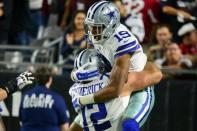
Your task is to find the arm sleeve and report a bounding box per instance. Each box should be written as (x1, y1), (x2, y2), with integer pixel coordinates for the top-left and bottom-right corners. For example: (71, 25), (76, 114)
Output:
(114, 29), (142, 58)
(115, 40), (141, 58)
(69, 85), (82, 110)
(69, 85), (80, 102)
(129, 52), (147, 72)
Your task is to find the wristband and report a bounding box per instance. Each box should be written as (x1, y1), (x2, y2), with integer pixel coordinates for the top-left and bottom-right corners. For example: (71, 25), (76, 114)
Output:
(79, 94), (95, 105)
(1, 79), (17, 95)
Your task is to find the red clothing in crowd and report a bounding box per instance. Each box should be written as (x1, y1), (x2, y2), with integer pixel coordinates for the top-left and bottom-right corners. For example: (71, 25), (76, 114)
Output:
(122, 0), (161, 43)
(142, 0), (161, 35)
(179, 44), (197, 55)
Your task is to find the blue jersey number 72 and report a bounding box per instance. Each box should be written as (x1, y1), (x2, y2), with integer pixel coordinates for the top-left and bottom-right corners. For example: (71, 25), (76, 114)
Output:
(82, 103), (111, 131)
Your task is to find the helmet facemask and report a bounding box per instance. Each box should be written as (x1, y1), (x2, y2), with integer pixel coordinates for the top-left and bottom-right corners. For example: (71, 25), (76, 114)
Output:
(84, 22), (107, 45)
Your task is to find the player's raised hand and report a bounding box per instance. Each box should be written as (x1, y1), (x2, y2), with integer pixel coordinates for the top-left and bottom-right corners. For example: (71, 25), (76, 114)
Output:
(2, 71), (35, 95)
(16, 71), (35, 90)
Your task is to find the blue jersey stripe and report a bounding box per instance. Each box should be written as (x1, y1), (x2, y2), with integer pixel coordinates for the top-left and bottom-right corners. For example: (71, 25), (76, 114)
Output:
(114, 44), (140, 58)
(116, 40), (137, 52)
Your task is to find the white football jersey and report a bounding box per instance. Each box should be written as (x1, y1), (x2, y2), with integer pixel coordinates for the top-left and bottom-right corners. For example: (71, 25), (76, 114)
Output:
(92, 24), (147, 72)
(69, 75), (130, 131)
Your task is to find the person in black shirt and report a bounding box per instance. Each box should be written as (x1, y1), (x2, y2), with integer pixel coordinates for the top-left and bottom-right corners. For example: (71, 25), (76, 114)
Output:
(160, 0), (197, 42)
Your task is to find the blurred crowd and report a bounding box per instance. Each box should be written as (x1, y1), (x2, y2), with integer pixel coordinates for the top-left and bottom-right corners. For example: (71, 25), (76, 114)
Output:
(0, 0), (197, 77)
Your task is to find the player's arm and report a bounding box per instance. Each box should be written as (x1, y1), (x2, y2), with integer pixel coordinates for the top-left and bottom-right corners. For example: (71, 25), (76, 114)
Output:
(68, 111), (84, 131)
(69, 84), (84, 112)
(129, 62), (162, 90)
(80, 31), (143, 105)
(162, 5), (193, 20)
(68, 122), (83, 131)
(0, 89), (7, 102)
(0, 116), (6, 131)
(121, 62), (162, 96)
(60, 123), (69, 131)
(80, 54), (130, 105)
(60, 0), (71, 30)
(0, 71), (34, 101)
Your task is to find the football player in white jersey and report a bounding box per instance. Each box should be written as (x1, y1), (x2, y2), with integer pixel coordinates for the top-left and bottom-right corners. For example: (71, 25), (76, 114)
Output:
(69, 49), (130, 131)
(70, 1), (162, 131)
(69, 49), (156, 131)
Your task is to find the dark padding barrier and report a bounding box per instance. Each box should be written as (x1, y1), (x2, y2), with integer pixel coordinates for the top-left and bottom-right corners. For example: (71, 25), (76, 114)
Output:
(0, 72), (196, 131)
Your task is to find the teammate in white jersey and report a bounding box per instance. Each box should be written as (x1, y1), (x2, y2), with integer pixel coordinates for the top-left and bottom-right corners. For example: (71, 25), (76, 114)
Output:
(69, 49), (155, 131)
(70, 1), (162, 131)
(69, 49), (130, 131)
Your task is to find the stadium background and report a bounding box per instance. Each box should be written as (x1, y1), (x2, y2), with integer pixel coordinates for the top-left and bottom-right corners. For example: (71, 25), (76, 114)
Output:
(0, 72), (197, 131)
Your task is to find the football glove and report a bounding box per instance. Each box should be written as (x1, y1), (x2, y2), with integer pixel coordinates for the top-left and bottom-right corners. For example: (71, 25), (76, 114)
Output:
(1, 71), (34, 95)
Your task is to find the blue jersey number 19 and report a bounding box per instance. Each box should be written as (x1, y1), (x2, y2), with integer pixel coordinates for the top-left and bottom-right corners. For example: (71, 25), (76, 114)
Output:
(82, 103), (111, 131)
(114, 31), (131, 42)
